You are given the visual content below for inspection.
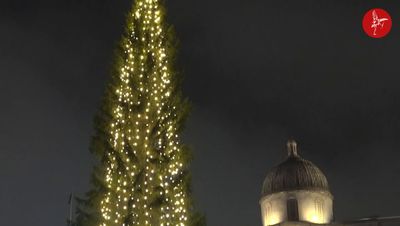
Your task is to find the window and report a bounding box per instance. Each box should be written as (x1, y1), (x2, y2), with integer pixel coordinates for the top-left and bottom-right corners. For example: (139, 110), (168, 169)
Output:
(265, 202), (272, 217)
(287, 198), (299, 221)
(315, 198), (324, 218)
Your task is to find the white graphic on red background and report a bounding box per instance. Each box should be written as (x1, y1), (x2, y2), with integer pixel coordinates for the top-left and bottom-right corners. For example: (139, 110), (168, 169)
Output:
(371, 10), (389, 36)
(362, 8), (392, 38)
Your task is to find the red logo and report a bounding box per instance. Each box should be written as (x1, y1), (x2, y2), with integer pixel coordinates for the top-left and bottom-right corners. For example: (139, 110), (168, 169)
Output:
(362, 8), (392, 38)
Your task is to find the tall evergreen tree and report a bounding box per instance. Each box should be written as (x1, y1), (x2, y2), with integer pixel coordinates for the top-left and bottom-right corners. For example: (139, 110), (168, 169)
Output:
(75, 0), (202, 225)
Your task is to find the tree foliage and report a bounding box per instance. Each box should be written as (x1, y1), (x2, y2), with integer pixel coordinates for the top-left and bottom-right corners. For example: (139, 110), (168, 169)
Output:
(74, 0), (204, 225)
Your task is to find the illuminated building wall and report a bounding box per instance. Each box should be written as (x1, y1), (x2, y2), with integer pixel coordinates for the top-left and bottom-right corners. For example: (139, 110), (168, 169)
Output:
(260, 190), (333, 226)
(259, 141), (399, 226)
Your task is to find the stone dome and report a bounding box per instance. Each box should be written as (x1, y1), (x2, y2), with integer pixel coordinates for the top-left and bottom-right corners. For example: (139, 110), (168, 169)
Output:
(261, 140), (330, 197)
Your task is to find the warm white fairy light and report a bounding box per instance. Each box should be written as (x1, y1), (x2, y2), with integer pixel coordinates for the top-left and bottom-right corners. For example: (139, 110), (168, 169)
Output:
(98, 0), (189, 225)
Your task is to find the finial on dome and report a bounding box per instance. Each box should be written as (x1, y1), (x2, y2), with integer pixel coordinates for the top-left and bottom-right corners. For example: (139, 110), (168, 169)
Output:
(287, 139), (298, 157)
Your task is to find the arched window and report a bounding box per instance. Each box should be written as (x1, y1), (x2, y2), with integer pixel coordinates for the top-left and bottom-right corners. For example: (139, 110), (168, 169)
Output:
(265, 202), (272, 217)
(315, 198), (324, 218)
(287, 198), (299, 221)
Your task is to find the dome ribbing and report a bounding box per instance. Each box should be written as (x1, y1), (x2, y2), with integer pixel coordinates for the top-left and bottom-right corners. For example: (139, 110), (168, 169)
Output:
(261, 140), (330, 197)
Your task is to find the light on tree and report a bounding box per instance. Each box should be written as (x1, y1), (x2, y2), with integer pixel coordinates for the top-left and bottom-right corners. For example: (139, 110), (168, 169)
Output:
(74, 0), (204, 225)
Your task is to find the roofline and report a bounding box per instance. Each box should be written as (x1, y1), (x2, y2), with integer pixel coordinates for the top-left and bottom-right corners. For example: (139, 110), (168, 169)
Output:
(340, 216), (400, 223)
(259, 189), (333, 204)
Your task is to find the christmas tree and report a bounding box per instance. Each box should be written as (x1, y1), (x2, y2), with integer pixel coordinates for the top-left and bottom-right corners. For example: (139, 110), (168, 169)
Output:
(75, 0), (202, 225)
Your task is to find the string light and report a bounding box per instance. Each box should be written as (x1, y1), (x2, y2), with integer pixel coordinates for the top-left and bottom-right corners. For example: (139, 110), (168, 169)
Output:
(97, 0), (190, 225)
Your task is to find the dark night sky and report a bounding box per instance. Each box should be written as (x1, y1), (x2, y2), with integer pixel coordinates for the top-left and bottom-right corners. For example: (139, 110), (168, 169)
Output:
(1, 0), (400, 225)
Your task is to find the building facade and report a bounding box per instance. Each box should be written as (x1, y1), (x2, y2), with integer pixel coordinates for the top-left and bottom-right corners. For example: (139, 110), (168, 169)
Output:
(260, 140), (400, 226)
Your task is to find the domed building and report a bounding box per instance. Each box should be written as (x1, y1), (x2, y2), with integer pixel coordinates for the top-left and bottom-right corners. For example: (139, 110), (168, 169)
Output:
(259, 140), (399, 226)
(260, 140), (333, 226)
